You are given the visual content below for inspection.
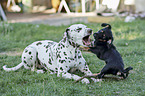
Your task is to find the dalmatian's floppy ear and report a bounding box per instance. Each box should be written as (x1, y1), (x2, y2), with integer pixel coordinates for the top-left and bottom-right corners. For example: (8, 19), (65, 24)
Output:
(101, 23), (111, 29)
(66, 28), (70, 33)
(63, 28), (70, 39)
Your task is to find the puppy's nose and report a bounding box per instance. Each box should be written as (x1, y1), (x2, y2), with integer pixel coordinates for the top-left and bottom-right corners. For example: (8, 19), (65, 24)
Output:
(87, 29), (92, 34)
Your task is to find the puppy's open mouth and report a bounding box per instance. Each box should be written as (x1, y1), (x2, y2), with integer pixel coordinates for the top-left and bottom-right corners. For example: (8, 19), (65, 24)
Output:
(82, 35), (91, 46)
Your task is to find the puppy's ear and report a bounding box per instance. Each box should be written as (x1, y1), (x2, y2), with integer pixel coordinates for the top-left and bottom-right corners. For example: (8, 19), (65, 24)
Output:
(93, 33), (98, 38)
(101, 23), (111, 29)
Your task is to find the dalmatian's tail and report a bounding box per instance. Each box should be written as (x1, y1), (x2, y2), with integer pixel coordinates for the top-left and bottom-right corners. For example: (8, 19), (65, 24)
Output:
(3, 63), (23, 71)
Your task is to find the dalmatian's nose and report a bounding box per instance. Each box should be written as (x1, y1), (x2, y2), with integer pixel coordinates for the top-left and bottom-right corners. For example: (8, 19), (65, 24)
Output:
(87, 29), (93, 34)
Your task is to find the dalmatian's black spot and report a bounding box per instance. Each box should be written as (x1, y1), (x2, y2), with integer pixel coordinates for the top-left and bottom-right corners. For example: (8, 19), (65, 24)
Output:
(68, 57), (74, 60)
(69, 61), (71, 63)
(72, 42), (75, 45)
(49, 53), (51, 57)
(64, 52), (67, 56)
(50, 69), (54, 72)
(51, 57), (54, 61)
(70, 42), (76, 48)
(75, 50), (77, 53)
(61, 47), (62, 49)
(66, 66), (68, 68)
(76, 28), (82, 33)
(55, 68), (58, 70)
(68, 41), (71, 45)
(58, 43), (61, 46)
(62, 37), (66, 42)
(85, 69), (88, 71)
(24, 57), (26, 59)
(24, 60), (27, 64)
(78, 51), (80, 53)
(79, 62), (82, 64)
(25, 50), (28, 53)
(30, 57), (32, 60)
(36, 42), (42, 46)
(27, 64), (31, 67)
(70, 51), (72, 54)
(29, 52), (31, 55)
(74, 56), (76, 58)
(35, 61), (37, 64)
(36, 52), (38, 56)
(76, 44), (80, 47)
(48, 58), (52, 65)
(57, 54), (61, 58)
(59, 51), (61, 53)
(46, 49), (48, 53)
(60, 67), (63, 71)
(65, 57), (67, 59)
(78, 55), (82, 59)
(46, 45), (49, 48)
(59, 59), (66, 63)
(61, 43), (65, 48)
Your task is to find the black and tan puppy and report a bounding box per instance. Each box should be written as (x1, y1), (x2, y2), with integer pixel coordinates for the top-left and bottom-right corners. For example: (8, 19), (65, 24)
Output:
(89, 23), (133, 79)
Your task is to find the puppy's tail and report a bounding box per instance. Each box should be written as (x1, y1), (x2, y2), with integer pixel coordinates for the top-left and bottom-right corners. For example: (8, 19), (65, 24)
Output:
(124, 66), (133, 73)
(101, 23), (111, 29)
(123, 66), (133, 78)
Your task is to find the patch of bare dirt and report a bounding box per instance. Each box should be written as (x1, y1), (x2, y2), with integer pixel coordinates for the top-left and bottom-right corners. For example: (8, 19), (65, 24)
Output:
(0, 51), (22, 56)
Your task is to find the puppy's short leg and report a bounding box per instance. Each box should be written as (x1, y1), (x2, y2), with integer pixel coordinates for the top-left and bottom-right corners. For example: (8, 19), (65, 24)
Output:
(97, 65), (110, 79)
(120, 72), (126, 79)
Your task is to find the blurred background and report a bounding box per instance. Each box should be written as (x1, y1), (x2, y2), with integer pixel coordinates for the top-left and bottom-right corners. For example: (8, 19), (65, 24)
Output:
(0, 0), (145, 25)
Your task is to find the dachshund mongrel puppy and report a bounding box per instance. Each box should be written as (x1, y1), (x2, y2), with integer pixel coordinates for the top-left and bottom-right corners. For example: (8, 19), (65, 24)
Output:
(89, 23), (133, 79)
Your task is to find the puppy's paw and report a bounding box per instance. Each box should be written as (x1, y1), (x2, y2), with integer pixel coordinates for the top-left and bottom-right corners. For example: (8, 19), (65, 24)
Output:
(81, 78), (90, 84)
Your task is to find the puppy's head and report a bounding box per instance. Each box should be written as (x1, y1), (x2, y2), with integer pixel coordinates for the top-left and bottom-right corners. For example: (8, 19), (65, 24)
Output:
(93, 23), (113, 47)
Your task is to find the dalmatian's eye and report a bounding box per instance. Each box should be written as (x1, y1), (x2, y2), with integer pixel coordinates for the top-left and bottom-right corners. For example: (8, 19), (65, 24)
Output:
(76, 28), (82, 32)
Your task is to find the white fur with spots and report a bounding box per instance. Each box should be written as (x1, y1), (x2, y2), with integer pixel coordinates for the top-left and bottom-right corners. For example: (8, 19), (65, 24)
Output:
(3, 24), (97, 84)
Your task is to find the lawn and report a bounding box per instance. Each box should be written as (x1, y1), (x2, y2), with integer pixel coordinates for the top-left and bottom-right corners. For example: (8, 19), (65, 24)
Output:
(0, 19), (145, 96)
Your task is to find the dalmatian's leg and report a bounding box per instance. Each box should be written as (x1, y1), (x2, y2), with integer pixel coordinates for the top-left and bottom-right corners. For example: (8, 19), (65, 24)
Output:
(22, 47), (37, 70)
(57, 64), (90, 84)
(22, 46), (44, 73)
(77, 57), (101, 82)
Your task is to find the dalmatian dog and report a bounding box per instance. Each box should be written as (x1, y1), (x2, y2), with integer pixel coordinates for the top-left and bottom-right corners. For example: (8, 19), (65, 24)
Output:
(3, 24), (98, 83)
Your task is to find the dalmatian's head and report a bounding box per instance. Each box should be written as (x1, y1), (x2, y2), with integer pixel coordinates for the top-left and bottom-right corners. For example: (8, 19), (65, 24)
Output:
(65, 24), (93, 47)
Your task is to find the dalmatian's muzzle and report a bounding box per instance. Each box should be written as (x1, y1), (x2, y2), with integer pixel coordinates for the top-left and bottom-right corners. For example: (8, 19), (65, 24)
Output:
(82, 28), (93, 46)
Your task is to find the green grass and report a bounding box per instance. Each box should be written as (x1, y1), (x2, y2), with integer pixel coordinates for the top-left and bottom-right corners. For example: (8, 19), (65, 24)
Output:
(0, 19), (145, 96)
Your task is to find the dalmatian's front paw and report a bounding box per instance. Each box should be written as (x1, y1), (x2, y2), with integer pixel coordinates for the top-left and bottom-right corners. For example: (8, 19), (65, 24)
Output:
(81, 78), (90, 84)
(91, 78), (102, 82)
(36, 70), (44, 73)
